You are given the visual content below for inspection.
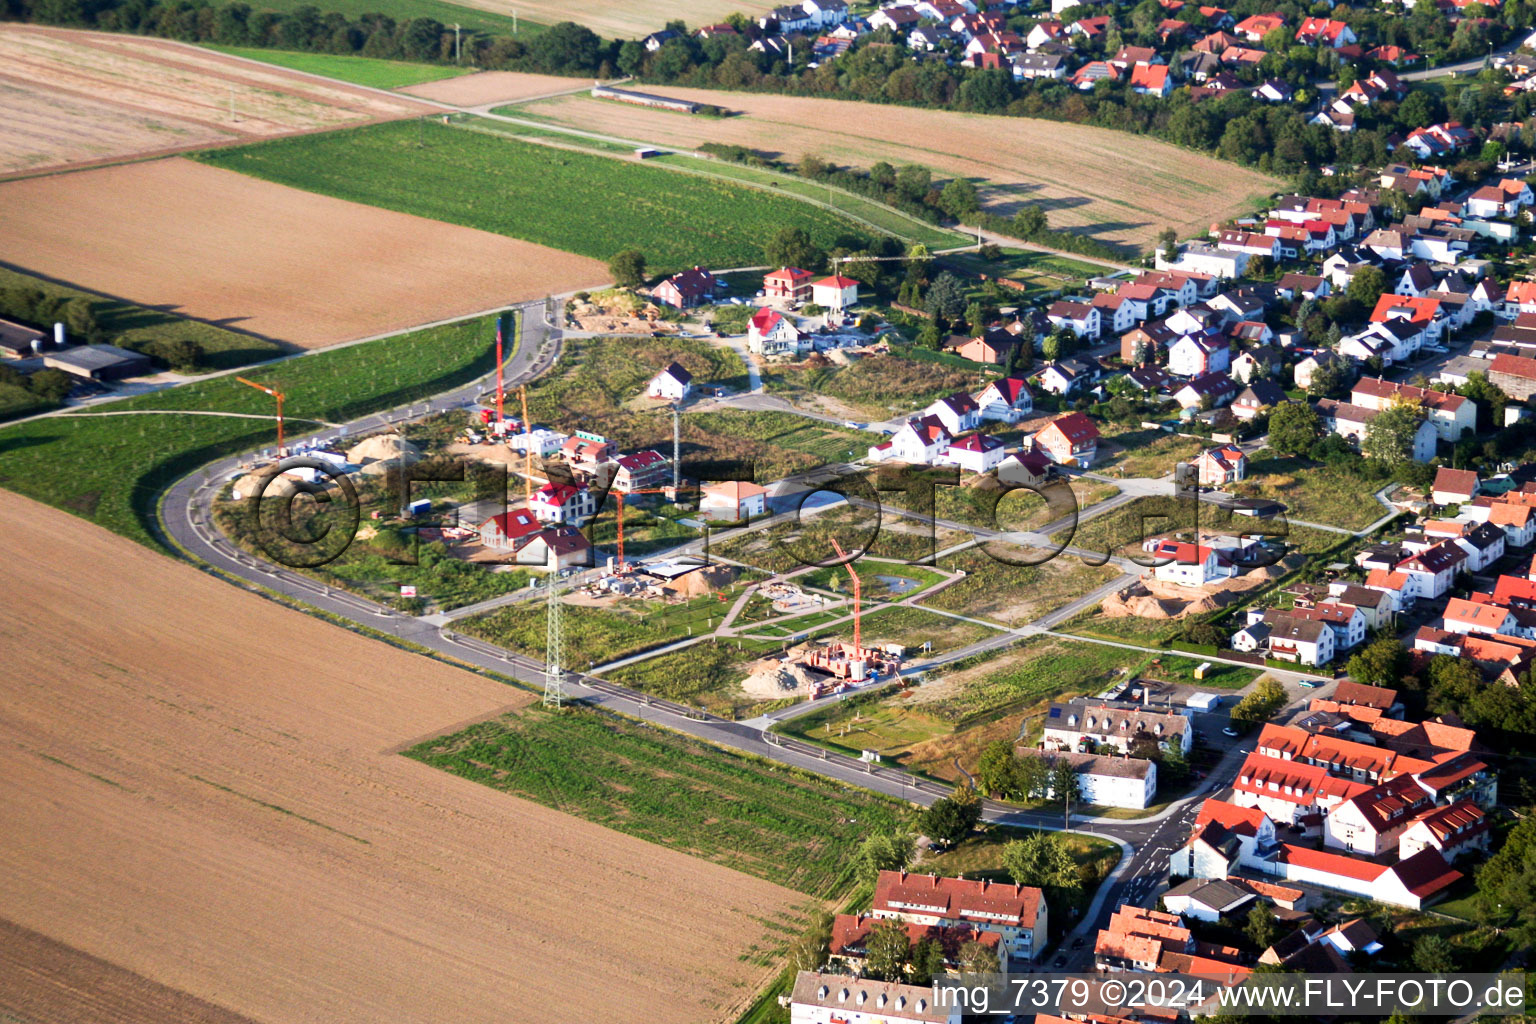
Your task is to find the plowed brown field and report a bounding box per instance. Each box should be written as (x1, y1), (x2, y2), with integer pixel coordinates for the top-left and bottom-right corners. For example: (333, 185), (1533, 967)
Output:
(0, 158), (606, 347)
(0, 25), (428, 176)
(517, 88), (1283, 251)
(0, 490), (799, 1024)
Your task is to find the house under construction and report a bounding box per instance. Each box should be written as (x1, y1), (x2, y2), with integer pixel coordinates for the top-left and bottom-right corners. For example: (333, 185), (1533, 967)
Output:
(794, 537), (902, 685)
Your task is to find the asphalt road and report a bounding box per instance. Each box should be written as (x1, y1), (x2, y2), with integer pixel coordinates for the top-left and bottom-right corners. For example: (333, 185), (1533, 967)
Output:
(157, 304), (1332, 964)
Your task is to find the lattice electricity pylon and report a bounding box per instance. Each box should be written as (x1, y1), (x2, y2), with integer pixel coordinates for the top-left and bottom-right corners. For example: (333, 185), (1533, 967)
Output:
(543, 569), (565, 708)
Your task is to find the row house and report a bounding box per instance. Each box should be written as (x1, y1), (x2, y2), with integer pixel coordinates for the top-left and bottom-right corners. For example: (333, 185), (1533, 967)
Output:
(1041, 700), (1192, 755)
(1351, 376), (1474, 442)
(871, 870), (1047, 964)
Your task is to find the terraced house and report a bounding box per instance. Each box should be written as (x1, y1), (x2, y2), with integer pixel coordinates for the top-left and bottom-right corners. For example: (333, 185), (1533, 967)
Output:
(870, 871), (1047, 965)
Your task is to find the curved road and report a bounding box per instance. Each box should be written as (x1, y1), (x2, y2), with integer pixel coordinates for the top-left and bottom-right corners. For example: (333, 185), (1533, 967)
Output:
(157, 301), (1315, 967)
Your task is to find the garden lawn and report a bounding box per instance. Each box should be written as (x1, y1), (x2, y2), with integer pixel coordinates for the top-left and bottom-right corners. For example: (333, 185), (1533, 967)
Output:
(203, 45), (479, 89)
(194, 119), (878, 272)
(0, 265), (282, 373)
(0, 313), (501, 546)
(406, 704), (904, 897)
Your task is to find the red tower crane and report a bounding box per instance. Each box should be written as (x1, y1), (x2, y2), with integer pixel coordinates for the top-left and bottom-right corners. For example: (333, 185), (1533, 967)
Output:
(828, 536), (861, 653)
(236, 376), (286, 458)
(613, 486), (669, 572)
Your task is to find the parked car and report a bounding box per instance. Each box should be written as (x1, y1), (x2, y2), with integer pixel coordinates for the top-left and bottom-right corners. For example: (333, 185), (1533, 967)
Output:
(1222, 726), (1241, 737)
(1299, 679), (1324, 689)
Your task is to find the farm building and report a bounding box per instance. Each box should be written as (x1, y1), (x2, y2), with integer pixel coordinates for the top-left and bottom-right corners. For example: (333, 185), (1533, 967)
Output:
(44, 343), (151, 381)
(0, 317), (57, 359)
(699, 480), (768, 521)
(590, 84), (700, 113)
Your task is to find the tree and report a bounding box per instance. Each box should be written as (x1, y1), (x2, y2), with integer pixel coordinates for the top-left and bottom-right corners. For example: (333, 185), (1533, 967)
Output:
(1011, 205), (1048, 238)
(1459, 371), (1508, 432)
(1041, 333), (1061, 362)
(924, 271), (968, 322)
(146, 338), (203, 372)
(865, 918), (912, 981)
(895, 164), (933, 202)
(1363, 404), (1424, 467)
(1306, 357), (1354, 400)
(1346, 264), (1386, 308)
(1160, 742), (1191, 783)
(61, 297), (102, 344)
(1268, 401), (1322, 456)
(918, 796), (982, 848)
(608, 248), (646, 288)
(1411, 933), (1457, 973)
(25, 368), (73, 404)
(788, 909), (833, 972)
(1346, 637), (1407, 688)
(939, 176), (980, 219)
(1049, 757), (1079, 826)
(1157, 226), (1178, 256)
(957, 938), (1001, 976)
(976, 740), (1019, 797)
(1231, 677), (1286, 726)
(1245, 904), (1280, 951)
(764, 226), (823, 272)
(1001, 832), (1081, 895)
(909, 937), (945, 985)
(1476, 814), (1536, 945)
(857, 831), (915, 882)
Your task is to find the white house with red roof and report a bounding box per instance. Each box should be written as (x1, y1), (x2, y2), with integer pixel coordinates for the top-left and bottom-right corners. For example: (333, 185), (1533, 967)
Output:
(1150, 539), (1233, 587)
(699, 480), (768, 521)
(478, 511), (592, 570)
(1398, 800), (1490, 862)
(1396, 541), (1465, 600)
(1323, 773), (1433, 856)
(974, 377), (1033, 423)
(479, 508), (541, 550)
(941, 433), (1007, 474)
(924, 391), (981, 435)
(612, 449), (669, 492)
(810, 274), (860, 311)
(1442, 597), (1519, 637)
(1265, 844), (1461, 909)
(1432, 467), (1479, 505)
(1167, 331), (1231, 377)
(870, 415), (952, 464)
(1169, 798), (1277, 878)
(763, 266), (815, 302)
(1033, 411), (1099, 467)
(746, 307), (805, 357)
(871, 870), (1047, 964)
(1294, 15), (1355, 47)
(529, 482), (596, 525)
(1193, 444), (1247, 486)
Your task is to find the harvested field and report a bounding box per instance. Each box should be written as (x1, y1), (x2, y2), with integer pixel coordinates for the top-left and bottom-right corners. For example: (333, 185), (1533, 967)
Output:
(0, 490), (800, 1024)
(0, 159), (605, 346)
(399, 69), (593, 105)
(514, 88), (1284, 251)
(451, 0), (774, 38)
(0, 25), (427, 176)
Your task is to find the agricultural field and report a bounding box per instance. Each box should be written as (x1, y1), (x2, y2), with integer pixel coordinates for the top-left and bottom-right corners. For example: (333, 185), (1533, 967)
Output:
(195, 118), (880, 272)
(925, 545), (1122, 627)
(758, 350), (987, 422)
(208, 0), (535, 37)
(0, 314), (500, 546)
(0, 159), (603, 347)
(400, 69), (596, 104)
(204, 45), (478, 89)
(0, 26), (427, 176)
(0, 265), (283, 374)
(510, 87), (1284, 252)
(449, 0), (774, 38)
(408, 703), (904, 897)
(939, 248), (1108, 298)
(0, 490), (803, 1024)
(1235, 451), (1394, 532)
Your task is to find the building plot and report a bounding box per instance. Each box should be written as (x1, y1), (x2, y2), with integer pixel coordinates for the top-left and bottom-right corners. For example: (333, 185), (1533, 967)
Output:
(397, 69), (596, 106)
(0, 158), (606, 347)
(0, 25), (429, 176)
(0, 489), (801, 1024)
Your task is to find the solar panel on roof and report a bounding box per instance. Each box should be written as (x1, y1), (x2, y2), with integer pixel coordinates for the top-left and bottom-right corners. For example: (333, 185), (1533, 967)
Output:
(1049, 707), (1061, 718)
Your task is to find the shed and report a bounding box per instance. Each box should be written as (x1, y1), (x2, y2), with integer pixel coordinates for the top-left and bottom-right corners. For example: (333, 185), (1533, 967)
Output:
(1186, 692), (1221, 712)
(43, 344), (151, 381)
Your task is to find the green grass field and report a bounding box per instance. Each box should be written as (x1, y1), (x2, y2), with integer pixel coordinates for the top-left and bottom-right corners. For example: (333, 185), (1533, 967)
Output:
(203, 45), (480, 89)
(0, 265), (283, 375)
(209, 0), (540, 38)
(758, 350), (986, 421)
(0, 314), (502, 545)
(406, 704), (905, 896)
(194, 119), (878, 273)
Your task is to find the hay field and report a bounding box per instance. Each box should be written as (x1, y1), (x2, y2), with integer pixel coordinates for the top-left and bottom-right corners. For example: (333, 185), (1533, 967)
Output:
(0, 490), (800, 1024)
(0, 25), (428, 176)
(516, 88), (1283, 250)
(399, 69), (593, 105)
(0, 159), (606, 347)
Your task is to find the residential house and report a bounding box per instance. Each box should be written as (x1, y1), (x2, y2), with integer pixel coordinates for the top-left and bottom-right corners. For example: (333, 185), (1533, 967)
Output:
(1295, 351), (1347, 392)
(1233, 611), (1336, 666)
(1045, 300), (1101, 339)
(1488, 353), (1536, 401)
(651, 266), (716, 308)
(1034, 357), (1099, 396)
(1465, 178), (1535, 219)
(869, 416), (952, 464)
(1234, 12), (1285, 40)
(1151, 540), (1235, 587)
(941, 432), (1007, 474)
(1396, 541), (1466, 600)
(1275, 272), (1330, 301)
(529, 482), (596, 525)
(1433, 467), (1479, 506)
(1295, 16), (1356, 47)
(827, 914), (1000, 975)
(924, 391), (981, 435)
(1033, 411), (1100, 467)
(763, 266), (815, 302)
(646, 362), (693, 402)
(1351, 377), (1474, 442)
(747, 308), (805, 357)
(955, 328), (1019, 365)
(1194, 444), (1248, 485)
(1174, 371), (1238, 409)
(1130, 63), (1172, 96)
(1168, 331), (1231, 377)
(974, 377), (1033, 423)
(1041, 700), (1192, 755)
(811, 274), (859, 311)
(1398, 801), (1490, 862)
(1315, 399), (1438, 463)
(1232, 381), (1287, 420)
(611, 450), (669, 492)
(699, 480), (769, 521)
(560, 432), (618, 477)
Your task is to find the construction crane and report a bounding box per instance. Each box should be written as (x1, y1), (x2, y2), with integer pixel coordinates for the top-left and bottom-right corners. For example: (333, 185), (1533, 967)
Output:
(828, 536), (861, 654)
(493, 312), (510, 436)
(518, 384), (533, 506)
(236, 377), (286, 459)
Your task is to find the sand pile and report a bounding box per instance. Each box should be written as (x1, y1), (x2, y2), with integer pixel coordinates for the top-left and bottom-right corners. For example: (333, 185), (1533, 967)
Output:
(741, 659), (820, 699)
(346, 433), (420, 473)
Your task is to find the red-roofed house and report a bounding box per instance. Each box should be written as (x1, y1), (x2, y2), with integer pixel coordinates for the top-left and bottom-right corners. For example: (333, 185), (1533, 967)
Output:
(763, 266), (815, 302)
(1433, 467), (1479, 505)
(974, 377), (1033, 423)
(941, 432), (1008, 474)
(1130, 63), (1172, 96)
(872, 870), (1047, 964)
(1398, 800), (1490, 862)
(1489, 352), (1536, 402)
(1234, 12), (1284, 40)
(1324, 774), (1433, 856)
(811, 274), (860, 311)
(699, 480), (768, 521)
(747, 307), (805, 357)
(829, 913), (1002, 972)
(1352, 376), (1474, 442)
(1033, 411), (1100, 467)
(529, 482), (596, 525)
(871, 415), (953, 465)
(1193, 444), (1247, 486)
(652, 266), (716, 308)
(1149, 539), (1233, 587)
(1295, 16), (1356, 47)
